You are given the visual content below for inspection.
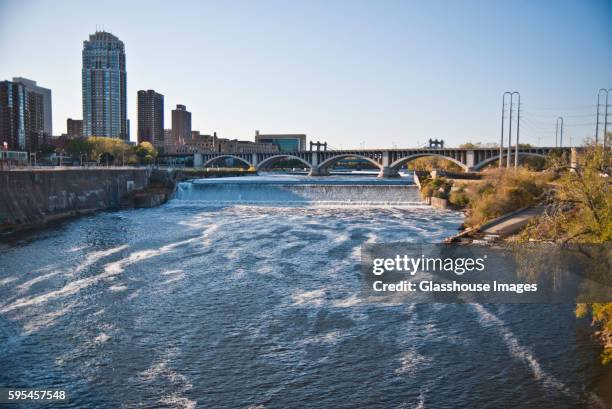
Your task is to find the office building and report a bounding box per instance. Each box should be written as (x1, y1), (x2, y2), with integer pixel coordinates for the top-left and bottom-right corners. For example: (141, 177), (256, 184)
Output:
(66, 118), (83, 138)
(254, 130), (306, 152)
(82, 31), (127, 139)
(175, 131), (279, 154)
(0, 79), (47, 151)
(171, 104), (191, 146)
(12, 77), (52, 137)
(137, 90), (164, 145)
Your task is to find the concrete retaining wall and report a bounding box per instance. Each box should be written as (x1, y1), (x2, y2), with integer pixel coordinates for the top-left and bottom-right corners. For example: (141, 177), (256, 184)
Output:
(0, 168), (150, 228)
(430, 197), (449, 210)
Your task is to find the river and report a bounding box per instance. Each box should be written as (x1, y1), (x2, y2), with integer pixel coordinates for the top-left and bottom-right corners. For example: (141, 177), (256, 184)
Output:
(0, 174), (610, 408)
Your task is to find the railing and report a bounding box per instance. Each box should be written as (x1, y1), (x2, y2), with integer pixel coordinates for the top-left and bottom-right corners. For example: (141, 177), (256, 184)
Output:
(0, 151), (28, 162)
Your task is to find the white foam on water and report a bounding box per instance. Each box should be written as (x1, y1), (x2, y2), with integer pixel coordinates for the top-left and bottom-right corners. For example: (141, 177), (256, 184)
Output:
(160, 272), (186, 286)
(72, 244), (129, 276)
(298, 330), (343, 346)
(162, 269), (184, 276)
(67, 245), (89, 253)
(291, 289), (326, 306)
(139, 358), (195, 409)
(332, 294), (361, 308)
(0, 276), (18, 286)
(93, 332), (110, 344)
(16, 271), (62, 293)
(472, 304), (572, 395)
(159, 394), (197, 409)
(0, 238), (197, 314)
(21, 301), (78, 335)
(395, 348), (432, 377)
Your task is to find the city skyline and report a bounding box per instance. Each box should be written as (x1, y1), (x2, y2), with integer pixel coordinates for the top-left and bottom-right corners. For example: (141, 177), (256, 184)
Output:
(1, 0), (611, 148)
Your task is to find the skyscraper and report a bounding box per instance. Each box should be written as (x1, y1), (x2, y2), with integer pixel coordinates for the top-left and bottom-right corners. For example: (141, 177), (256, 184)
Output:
(137, 90), (164, 146)
(0, 79), (47, 151)
(0, 81), (26, 150)
(171, 104), (191, 146)
(12, 77), (52, 137)
(82, 31), (127, 140)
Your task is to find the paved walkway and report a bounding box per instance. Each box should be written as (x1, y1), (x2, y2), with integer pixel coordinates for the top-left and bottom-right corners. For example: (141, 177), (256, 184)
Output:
(480, 206), (546, 238)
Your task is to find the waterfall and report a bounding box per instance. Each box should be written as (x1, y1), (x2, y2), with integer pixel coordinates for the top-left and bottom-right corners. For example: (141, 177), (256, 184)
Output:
(173, 176), (422, 206)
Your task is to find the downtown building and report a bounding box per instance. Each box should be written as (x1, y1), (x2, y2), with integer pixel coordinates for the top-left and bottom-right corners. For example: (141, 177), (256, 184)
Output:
(0, 78), (51, 151)
(82, 31), (128, 140)
(66, 118), (83, 138)
(137, 90), (164, 146)
(171, 104), (191, 147)
(254, 130), (306, 152)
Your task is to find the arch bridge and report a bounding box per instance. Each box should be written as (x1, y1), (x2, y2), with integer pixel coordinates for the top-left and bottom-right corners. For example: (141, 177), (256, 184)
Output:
(194, 147), (572, 177)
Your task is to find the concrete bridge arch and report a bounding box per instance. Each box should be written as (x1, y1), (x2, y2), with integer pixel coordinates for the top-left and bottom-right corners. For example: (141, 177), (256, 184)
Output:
(202, 155), (253, 168)
(390, 153), (469, 172)
(472, 152), (547, 171)
(317, 154), (383, 172)
(256, 154), (313, 171)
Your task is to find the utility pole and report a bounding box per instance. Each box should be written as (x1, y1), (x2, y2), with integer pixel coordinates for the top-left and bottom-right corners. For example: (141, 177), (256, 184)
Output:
(499, 92), (512, 168)
(596, 89), (608, 145)
(555, 117), (564, 147)
(604, 89), (611, 155)
(505, 92), (520, 168)
(514, 94), (521, 168)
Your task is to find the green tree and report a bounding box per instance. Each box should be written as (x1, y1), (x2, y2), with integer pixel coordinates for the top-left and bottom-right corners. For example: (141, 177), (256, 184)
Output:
(98, 151), (115, 165)
(134, 141), (158, 164)
(65, 138), (93, 159)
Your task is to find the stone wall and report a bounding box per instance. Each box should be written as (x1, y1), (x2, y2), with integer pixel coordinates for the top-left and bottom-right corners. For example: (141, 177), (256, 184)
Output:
(0, 168), (150, 229)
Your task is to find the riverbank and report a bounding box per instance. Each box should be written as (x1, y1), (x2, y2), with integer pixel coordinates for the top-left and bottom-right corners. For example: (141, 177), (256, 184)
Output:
(422, 149), (612, 373)
(0, 167), (257, 236)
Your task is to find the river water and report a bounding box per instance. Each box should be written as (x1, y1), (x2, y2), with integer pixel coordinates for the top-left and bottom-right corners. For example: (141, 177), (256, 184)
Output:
(0, 175), (610, 408)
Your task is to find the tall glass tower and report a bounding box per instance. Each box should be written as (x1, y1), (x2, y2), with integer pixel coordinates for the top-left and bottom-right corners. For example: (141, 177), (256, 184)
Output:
(82, 31), (127, 140)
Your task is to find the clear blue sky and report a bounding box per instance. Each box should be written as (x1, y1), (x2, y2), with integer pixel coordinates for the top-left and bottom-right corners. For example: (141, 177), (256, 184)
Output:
(1, 0), (611, 148)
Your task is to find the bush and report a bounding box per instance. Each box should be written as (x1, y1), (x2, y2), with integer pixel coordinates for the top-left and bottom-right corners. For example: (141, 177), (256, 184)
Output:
(449, 186), (470, 207)
(419, 177), (453, 199)
(465, 169), (546, 227)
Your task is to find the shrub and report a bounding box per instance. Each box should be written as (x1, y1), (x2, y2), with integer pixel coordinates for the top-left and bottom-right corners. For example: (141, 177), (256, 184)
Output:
(419, 177), (453, 200)
(465, 168), (546, 227)
(449, 187), (470, 207)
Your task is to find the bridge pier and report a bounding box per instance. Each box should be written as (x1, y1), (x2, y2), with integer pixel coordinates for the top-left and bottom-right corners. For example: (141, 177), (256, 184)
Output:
(377, 166), (399, 178)
(194, 153), (203, 168)
(308, 167), (330, 176)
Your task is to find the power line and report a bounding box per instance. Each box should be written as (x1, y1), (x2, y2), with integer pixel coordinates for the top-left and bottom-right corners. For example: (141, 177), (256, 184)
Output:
(521, 104), (597, 111)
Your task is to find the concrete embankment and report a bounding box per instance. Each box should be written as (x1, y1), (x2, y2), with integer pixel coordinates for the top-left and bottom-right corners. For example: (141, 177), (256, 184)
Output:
(0, 167), (258, 234)
(0, 168), (151, 233)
